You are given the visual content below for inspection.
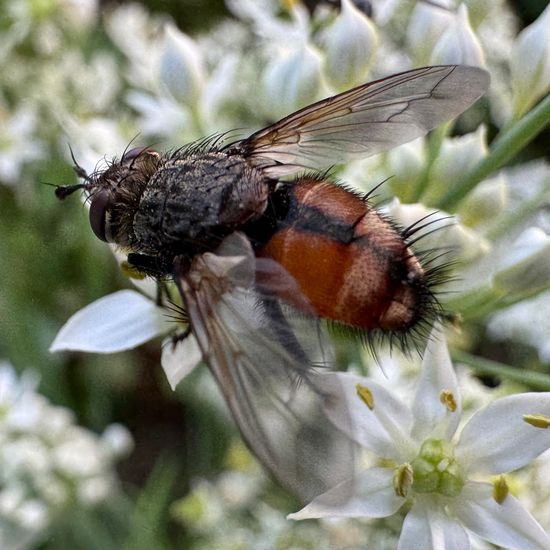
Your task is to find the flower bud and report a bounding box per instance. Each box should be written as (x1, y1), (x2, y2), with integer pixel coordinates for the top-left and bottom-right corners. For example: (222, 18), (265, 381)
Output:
(385, 138), (426, 203)
(261, 42), (324, 120)
(493, 227), (550, 294)
(384, 199), (489, 264)
(429, 5), (485, 67)
(424, 126), (488, 207)
(159, 23), (204, 102)
(487, 292), (550, 363)
(323, 0), (378, 91)
(510, 4), (550, 119)
(60, 0), (98, 30)
(407, 2), (454, 66)
(457, 175), (508, 228)
(101, 424), (134, 459)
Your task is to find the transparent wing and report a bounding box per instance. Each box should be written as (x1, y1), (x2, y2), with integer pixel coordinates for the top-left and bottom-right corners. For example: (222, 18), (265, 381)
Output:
(239, 65), (489, 176)
(174, 232), (354, 501)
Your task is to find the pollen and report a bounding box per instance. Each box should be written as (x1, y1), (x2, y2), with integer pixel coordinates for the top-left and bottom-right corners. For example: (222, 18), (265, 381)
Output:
(492, 475), (509, 504)
(523, 413), (550, 429)
(393, 463), (413, 498)
(440, 389), (457, 412)
(120, 261), (147, 280)
(356, 383), (374, 410)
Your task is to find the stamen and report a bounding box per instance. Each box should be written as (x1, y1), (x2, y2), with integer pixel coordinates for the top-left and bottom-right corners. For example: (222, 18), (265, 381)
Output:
(393, 463), (413, 498)
(492, 475), (509, 504)
(120, 261), (147, 280)
(523, 414), (550, 429)
(356, 383), (374, 410)
(440, 389), (457, 412)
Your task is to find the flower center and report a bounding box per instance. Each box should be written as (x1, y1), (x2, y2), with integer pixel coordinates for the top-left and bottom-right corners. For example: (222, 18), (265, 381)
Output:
(409, 438), (464, 497)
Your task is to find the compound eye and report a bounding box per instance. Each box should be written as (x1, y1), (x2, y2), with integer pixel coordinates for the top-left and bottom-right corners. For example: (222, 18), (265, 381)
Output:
(89, 189), (111, 242)
(122, 146), (156, 162)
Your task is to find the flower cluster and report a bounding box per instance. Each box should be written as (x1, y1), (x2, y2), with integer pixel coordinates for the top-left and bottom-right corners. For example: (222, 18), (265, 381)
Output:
(170, 441), (399, 549)
(290, 330), (550, 549)
(0, 361), (132, 549)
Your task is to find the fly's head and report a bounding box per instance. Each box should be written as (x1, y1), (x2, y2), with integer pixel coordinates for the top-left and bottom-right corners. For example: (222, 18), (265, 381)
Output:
(56, 146), (161, 249)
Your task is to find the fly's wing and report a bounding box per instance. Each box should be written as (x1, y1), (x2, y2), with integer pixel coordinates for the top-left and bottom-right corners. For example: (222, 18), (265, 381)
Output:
(174, 232), (354, 502)
(239, 65), (489, 176)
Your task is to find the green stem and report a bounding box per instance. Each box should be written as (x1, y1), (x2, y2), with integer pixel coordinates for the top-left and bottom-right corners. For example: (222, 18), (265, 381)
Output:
(438, 94), (550, 212)
(452, 351), (550, 390)
(445, 285), (503, 321)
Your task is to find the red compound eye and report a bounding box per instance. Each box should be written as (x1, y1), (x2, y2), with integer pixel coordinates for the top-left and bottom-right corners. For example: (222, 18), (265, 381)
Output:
(89, 189), (111, 242)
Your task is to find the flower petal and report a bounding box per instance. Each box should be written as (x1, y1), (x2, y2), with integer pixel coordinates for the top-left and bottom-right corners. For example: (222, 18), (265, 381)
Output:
(50, 290), (167, 353)
(288, 467), (402, 520)
(317, 373), (415, 459)
(452, 481), (550, 550)
(398, 497), (470, 550)
(456, 393), (550, 475)
(411, 327), (462, 441)
(161, 334), (202, 390)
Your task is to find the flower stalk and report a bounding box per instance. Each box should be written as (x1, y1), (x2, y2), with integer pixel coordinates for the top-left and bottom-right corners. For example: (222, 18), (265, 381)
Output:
(452, 350), (550, 391)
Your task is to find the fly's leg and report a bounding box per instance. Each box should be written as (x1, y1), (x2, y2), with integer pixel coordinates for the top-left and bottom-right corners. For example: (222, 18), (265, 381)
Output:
(125, 253), (190, 336)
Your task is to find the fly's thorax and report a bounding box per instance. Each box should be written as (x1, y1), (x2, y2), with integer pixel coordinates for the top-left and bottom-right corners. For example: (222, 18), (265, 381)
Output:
(131, 151), (271, 256)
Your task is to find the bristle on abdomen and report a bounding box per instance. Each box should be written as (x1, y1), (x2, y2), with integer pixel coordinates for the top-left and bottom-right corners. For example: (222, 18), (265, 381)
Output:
(256, 177), (447, 351)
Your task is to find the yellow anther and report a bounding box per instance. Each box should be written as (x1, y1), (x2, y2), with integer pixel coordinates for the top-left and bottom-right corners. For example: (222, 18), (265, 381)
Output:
(393, 463), (413, 498)
(440, 390), (457, 412)
(523, 413), (550, 429)
(492, 475), (509, 504)
(356, 383), (374, 410)
(282, 0), (299, 10)
(120, 261), (146, 280)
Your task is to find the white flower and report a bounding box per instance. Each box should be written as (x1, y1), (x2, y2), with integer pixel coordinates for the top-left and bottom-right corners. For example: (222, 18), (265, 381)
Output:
(104, 3), (156, 63)
(406, 1), (454, 66)
(59, 0), (98, 30)
(492, 228), (550, 295)
(0, 104), (44, 186)
(50, 287), (201, 390)
(457, 175), (508, 228)
(57, 116), (128, 175)
(161, 333), (202, 391)
(322, 0), (378, 91)
(104, 3), (162, 91)
(125, 91), (189, 139)
(430, 5), (486, 67)
(424, 126), (489, 207)
(50, 289), (168, 353)
(226, 0), (309, 44)
(199, 55), (239, 131)
(0, 362), (132, 547)
(488, 290), (550, 363)
(370, 0), (403, 25)
(290, 330), (550, 550)
(385, 138), (426, 203)
(100, 423), (134, 459)
(510, 4), (550, 119)
(384, 199), (490, 265)
(159, 23), (205, 103)
(261, 42), (324, 120)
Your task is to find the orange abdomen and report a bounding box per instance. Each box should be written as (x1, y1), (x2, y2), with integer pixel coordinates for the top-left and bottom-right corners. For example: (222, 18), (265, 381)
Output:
(257, 178), (430, 332)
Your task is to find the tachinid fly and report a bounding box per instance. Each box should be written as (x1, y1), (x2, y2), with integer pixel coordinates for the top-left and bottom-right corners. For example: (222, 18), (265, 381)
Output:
(56, 65), (490, 499)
